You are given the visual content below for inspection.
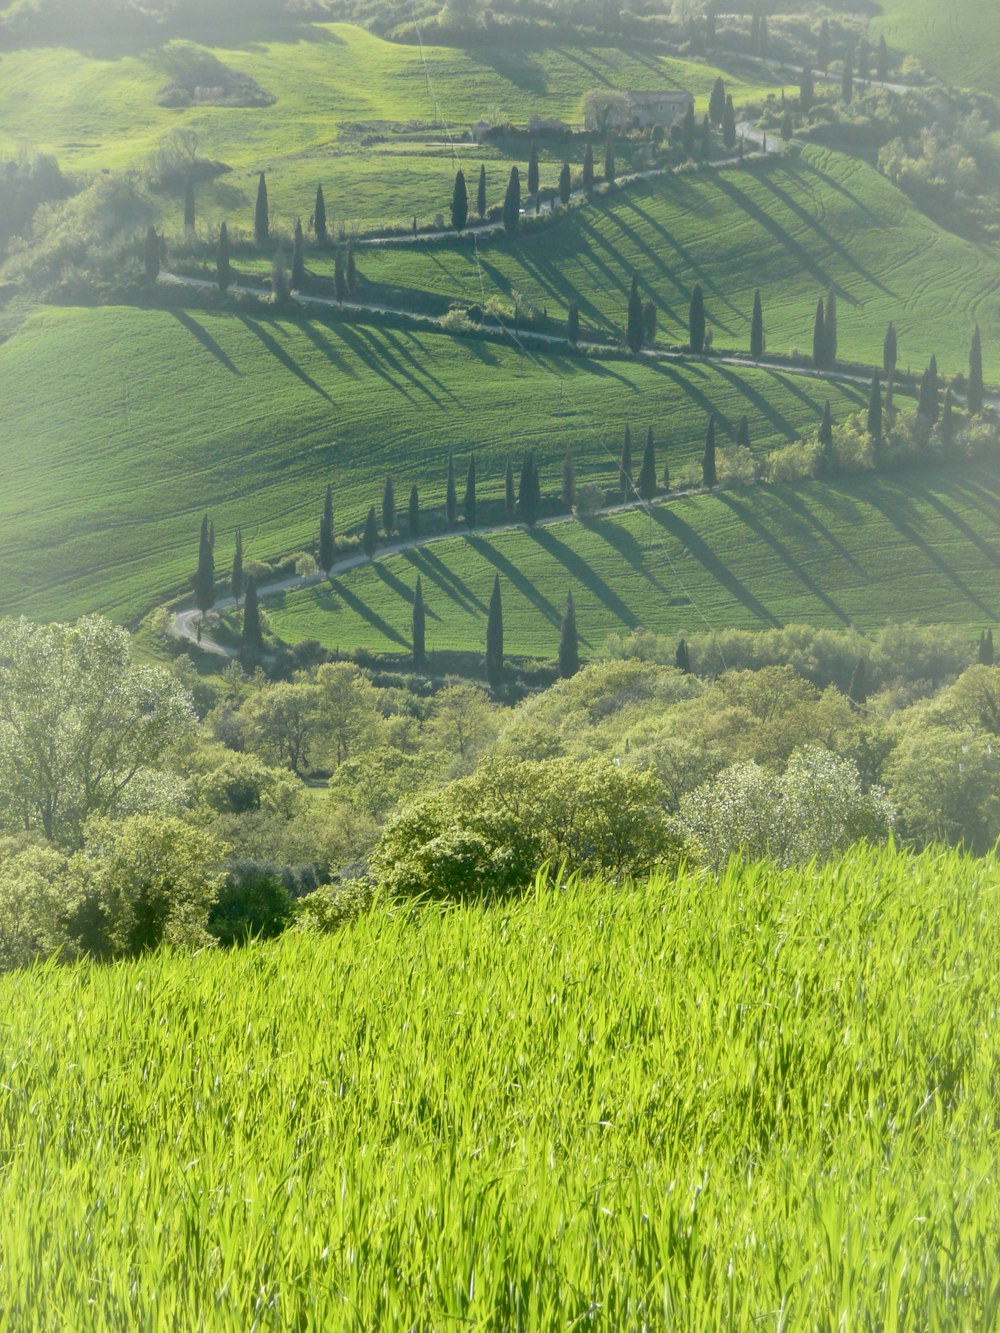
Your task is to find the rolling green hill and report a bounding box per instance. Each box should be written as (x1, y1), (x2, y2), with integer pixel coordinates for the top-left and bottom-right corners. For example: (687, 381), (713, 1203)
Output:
(873, 0), (1000, 97)
(266, 464), (1000, 657)
(0, 302), (870, 624)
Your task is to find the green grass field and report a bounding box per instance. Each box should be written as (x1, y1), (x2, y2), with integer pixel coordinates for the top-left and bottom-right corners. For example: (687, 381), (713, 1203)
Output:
(0, 302), (872, 624)
(355, 145), (1000, 379)
(266, 464), (1000, 658)
(2, 846), (999, 1326)
(873, 0), (1000, 97)
(0, 24), (781, 233)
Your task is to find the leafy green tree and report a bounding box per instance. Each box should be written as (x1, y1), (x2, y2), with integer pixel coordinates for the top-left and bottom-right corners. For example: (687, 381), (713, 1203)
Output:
(485, 574), (504, 690)
(559, 591), (580, 678)
(412, 574), (426, 668)
(254, 171), (269, 245)
(800, 66), (815, 113)
(314, 182), (327, 244)
(240, 577), (264, 668)
(887, 725), (1000, 853)
(319, 484), (335, 573)
(812, 297), (826, 367)
(968, 325), (984, 416)
(883, 321), (897, 376)
(446, 450), (457, 527)
(477, 163), (487, 220)
(682, 102), (696, 158)
(207, 869), (294, 948)
(689, 283), (706, 353)
(292, 217), (305, 289)
(382, 475), (396, 536)
(558, 161), (571, 206)
(583, 143), (595, 194)
(231, 526), (244, 605)
(528, 143), (540, 203)
(562, 446), (576, 511)
(750, 288), (764, 359)
(505, 454), (516, 520)
(818, 399), (834, 471)
(702, 416), (717, 487)
(722, 95), (736, 150)
(824, 288), (838, 364)
(709, 76), (726, 126)
(867, 371), (883, 444)
(604, 140), (615, 185)
(194, 513), (214, 616)
(502, 166), (521, 234)
(626, 272), (644, 352)
(463, 454), (477, 528)
(216, 220), (231, 291)
(918, 355), (939, 423)
(518, 451), (541, 526)
(567, 300), (579, 343)
(620, 423), (634, 501)
(638, 427), (657, 500)
(183, 176), (195, 232)
(362, 505), (378, 559)
(0, 617), (194, 847)
(0, 845), (78, 973)
(144, 225), (160, 282)
(408, 483), (420, 538)
(451, 168), (469, 232)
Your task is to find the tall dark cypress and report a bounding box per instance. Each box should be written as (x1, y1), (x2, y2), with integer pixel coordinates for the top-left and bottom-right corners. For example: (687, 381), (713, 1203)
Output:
(682, 102), (696, 158)
(824, 288), (838, 365)
(382, 475), (396, 536)
(194, 513), (214, 615)
(319, 484), (335, 572)
(689, 283), (706, 354)
(408, 484), (420, 538)
(451, 168), (469, 232)
(292, 217), (305, 289)
(144, 226), (160, 282)
(558, 590), (580, 679)
(558, 161), (571, 207)
(817, 19), (831, 70)
(231, 526), (244, 605)
(518, 451), (541, 527)
(750, 288), (764, 359)
(216, 220), (231, 291)
(918, 355), (940, 423)
(968, 325), (984, 416)
(477, 164), (487, 220)
(254, 171), (269, 246)
(638, 427), (657, 500)
(983, 629), (995, 667)
(841, 48), (854, 103)
(502, 166), (521, 235)
(184, 177), (195, 232)
(702, 417), (717, 487)
(583, 143), (595, 194)
(941, 388), (956, 449)
(661, 438), (671, 492)
(240, 577), (263, 667)
(626, 273), (644, 353)
(504, 455), (516, 521)
(620, 424), (634, 501)
(700, 114), (711, 163)
(812, 297), (826, 367)
(528, 143), (540, 201)
(485, 574), (504, 690)
(567, 301), (580, 343)
(346, 240), (357, 298)
(722, 95), (737, 150)
(463, 455), (477, 528)
(446, 451), (457, 527)
(362, 505), (378, 559)
(883, 321), (897, 377)
(675, 637), (690, 673)
(604, 140), (615, 185)
(819, 400), (834, 471)
(867, 371), (883, 444)
(412, 575), (426, 668)
(314, 182), (327, 244)
(562, 446), (576, 511)
(736, 415), (751, 447)
(847, 656), (868, 706)
(876, 34), (889, 81)
(799, 66), (814, 113)
(333, 249), (347, 303)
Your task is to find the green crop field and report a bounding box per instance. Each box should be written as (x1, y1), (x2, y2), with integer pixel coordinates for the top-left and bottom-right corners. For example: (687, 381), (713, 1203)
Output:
(2, 846), (999, 1326)
(0, 302), (872, 625)
(266, 463), (1000, 658)
(0, 24), (780, 233)
(873, 0), (1000, 97)
(355, 145), (1000, 379)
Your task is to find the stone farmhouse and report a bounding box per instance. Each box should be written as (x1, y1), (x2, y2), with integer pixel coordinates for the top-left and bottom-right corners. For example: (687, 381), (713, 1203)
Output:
(585, 89), (693, 131)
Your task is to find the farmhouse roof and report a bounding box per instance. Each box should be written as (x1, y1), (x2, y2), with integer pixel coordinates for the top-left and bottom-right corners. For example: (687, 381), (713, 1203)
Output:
(626, 90), (692, 105)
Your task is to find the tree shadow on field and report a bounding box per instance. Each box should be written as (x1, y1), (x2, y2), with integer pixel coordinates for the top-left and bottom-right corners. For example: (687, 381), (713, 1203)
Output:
(297, 319), (357, 377)
(529, 525), (641, 629)
(769, 485), (866, 576)
(372, 560), (443, 620)
(710, 171), (838, 296)
(644, 360), (732, 431)
(465, 534), (562, 626)
(581, 515), (672, 599)
(466, 45), (548, 95)
(327, 321), (417, 401)
(169, 309), (241, 374)
(800, 158), (879, 222)
(403, 546), (487, 615)
(236, 316), (332, 401)
(648, 505), (781, 625)
(917, 485), (1000, 571)
(326, 576), (409, 647)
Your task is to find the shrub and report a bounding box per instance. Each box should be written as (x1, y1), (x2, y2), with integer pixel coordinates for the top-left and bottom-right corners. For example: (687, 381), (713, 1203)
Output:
(207, 865), (295, 946)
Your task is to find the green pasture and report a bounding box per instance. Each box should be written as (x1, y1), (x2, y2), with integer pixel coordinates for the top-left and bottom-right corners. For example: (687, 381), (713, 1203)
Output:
(0, 24), (781, 232)
(2, 846), (999, 1325)
(267, 463), (1000, 658)
(873, 0), (1000, 97)
(357, 145), (1000, 379)
(0, 303), (871, 625)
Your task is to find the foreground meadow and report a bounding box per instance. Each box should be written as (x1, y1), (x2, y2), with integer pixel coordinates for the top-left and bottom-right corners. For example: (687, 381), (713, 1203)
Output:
(1, 844), (997, 1328)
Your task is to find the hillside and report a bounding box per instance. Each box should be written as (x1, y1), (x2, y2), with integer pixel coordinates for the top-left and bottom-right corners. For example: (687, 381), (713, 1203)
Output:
(873, 0), (1000, 98)
(265, 464), (1000, 657)
(0, 303), (871, 624)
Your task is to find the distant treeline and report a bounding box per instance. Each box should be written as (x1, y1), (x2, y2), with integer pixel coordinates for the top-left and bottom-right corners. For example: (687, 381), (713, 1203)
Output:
(0, 0), (341, 42)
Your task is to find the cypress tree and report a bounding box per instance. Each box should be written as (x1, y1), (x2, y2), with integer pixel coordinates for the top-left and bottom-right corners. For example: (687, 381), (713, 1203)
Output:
(562, 446), (576, 511)
(626, 272), (644, 352)
(463, 454), (477, 528)
(750, 288), (764, 359)
(477, 163), (487, 220)
(841, 49), (854, 104)
(292, 217), (305, 289)
(876, 34), (889, 82)
(689, 283), (706, 354)
(503, 166), (521, 235)
(847, 656), (868, 706)
(558, 161), (571, 207)
(558, 590), (580, 679)
(216, 220), (231, 291)
(528, 143), (540, 201)
(702, 417), (717, 487)
(759, 13), (768, 54)
(661, 443), (670, 492)
(362, 505), (378, 559)
(194, 513), (214, 615)
(918, 355), (940, 423)
(254, 171), (269, 246)
(675, 637), (690, 673)
(485, 574), (504, 690)
(271, 247), (291, 305)
(638, 427), (657, 500)
(620, 423), (634, 501)
(446, 451), (457, 527)
(722, 95), (736, 150)
(968, 325), (984, 415)
(682, 102), (696, 158)
(941, 388), (956, 449)
(812, 297), (826, 367)
(334, 248), (347, 303)
(604, 140), (615, 185)
(643, 300), (657, 347)
(700, 114), (711, 163)
(736, 414), (751, 447)
(184, 177), (195, 232)
(314, 182), (327, 244)
(319, 484), (335, 573)
(751, 11), (760, 51)
(583, 143), (595, 194)
(800, 66), (815, 113)
(824, 288), (838, 365)
(346, 240), (357, 298)
(408, 483), (420, 538)
(412, 575), (426, 667)
(883, 321), (897, 377)
(984, 629), (995, 667)
(867, 371), (883, 444)
(567, 300), (580, 343)
(231, 526), (244, 605)
(857, 37), (871, 82)
(144, 226), (160, 282)
(382, 475), (396, 536)
(518, 451), (541, 526)
(240, 577), (263, 667)
(709, 76), (726, 126)
(451, 168), (469, 232)
(819, 399), (835, 471)
(505, 455), (516, 520)
(817, 19), (831, 71)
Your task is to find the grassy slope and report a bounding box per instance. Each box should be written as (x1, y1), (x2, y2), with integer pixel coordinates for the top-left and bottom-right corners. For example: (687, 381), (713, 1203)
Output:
(267, 463), (1000, 657)
(2, 849), (998, 1325)
(0, 303), (870, 624)
(0, 25), (780, 232)
(359, 145), (1000, 378)
(873, 0), (1000, 97)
